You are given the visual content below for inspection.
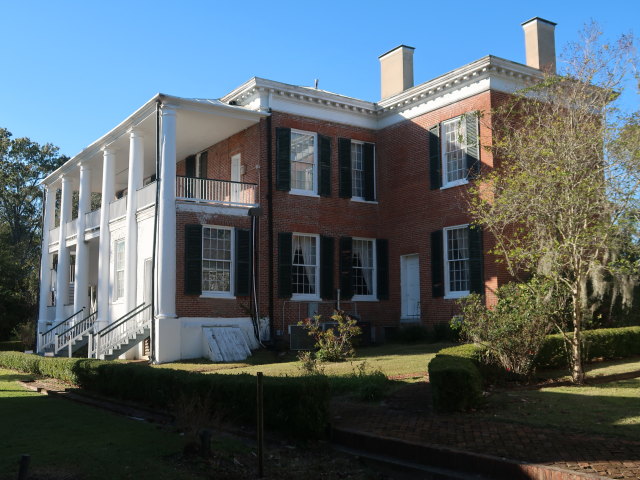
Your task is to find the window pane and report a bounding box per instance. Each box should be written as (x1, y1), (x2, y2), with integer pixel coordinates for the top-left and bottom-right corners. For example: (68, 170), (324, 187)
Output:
(352, 239), (374, 296)
(291, 132), (315, 191)
(202, 227), (232, 293)
(443, 119), (466, 183)
(351, 143), (364, 198)
(447, 227), (469, 292)
(292, 235), (317, 295)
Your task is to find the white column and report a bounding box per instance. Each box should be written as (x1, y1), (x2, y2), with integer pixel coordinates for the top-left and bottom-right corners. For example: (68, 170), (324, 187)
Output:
(37, 183), (57, 346)
(125, 128), (144, 311)
(73, 162), (91, 315)
(155, 104), (179, 362)
(55, 175), (73, 323)
(97, 148), (116, 328)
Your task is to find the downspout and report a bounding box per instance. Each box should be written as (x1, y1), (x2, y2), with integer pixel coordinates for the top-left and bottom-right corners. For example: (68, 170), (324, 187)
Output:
(266, 115), (275, 342)
(150, 97), (162, 363)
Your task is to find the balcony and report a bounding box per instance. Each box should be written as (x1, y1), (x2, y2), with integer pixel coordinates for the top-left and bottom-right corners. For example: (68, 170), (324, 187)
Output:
(176, 176), (258, 207)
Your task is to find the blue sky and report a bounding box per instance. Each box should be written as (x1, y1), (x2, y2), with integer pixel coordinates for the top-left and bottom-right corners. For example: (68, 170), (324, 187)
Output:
(0, 0), (637, 158)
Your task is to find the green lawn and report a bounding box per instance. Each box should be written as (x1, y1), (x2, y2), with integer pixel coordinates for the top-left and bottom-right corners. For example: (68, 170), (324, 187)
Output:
(154, 342), (452, 378)
(0, 369), (218, 480)
(481, 377), (640, 440)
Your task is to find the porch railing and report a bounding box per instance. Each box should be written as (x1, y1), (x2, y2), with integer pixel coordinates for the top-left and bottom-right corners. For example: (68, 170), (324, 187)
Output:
(65, 219), (78, 240)
(136, 181), (156, 210)
(55, 310), (98, 356)
(92, 303), (151, 359)
(176, 176), (257, 207)
(84, 209), (101, 230)
(39, 307), (84, 352)
(109, 196), (127, 220)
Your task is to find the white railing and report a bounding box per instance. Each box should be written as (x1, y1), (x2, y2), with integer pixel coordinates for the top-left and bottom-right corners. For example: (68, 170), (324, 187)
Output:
(65, 219), (78, 240)
(49, 226), (60, 245)
(85, 209), (101, 230)
(109, 196), (127, 219)
(136, 181), (156, 210)
(176, 176), (257, 206)
(39, 308), (84, 352)
(92, 304), (151, 359)
(55, 310), (98, 356)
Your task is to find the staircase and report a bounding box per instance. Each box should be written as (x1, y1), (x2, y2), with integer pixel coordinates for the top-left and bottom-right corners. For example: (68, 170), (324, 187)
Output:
(39, 308), (85, 355)
(54, 310), (98, 357)
(92, 303), (151, 360)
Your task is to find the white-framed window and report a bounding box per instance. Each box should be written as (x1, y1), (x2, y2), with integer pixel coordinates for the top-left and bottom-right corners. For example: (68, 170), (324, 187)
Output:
(351, 141), (364, 199)
(352, 238), (376, 300)
(202, 226), (233, 296)
(290, 130), (317, 195)
(442, 116), (468, 188)
(114, 239), (125, 300)
(292, 233), (319, 299)
(444, 225), (470, 298)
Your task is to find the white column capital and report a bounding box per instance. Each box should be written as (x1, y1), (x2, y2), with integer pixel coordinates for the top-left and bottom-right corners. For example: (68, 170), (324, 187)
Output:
(128, 126), (144, 138)
(78, 160), (92, 172)
(160, 104), (177, 116)
(102, 146), (116, 157)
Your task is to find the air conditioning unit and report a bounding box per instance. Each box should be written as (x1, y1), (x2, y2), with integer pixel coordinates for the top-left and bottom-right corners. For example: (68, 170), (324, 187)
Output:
(289, 325), (315, 351)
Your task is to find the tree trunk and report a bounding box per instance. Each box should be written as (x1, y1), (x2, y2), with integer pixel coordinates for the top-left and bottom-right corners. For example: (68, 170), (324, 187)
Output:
(571, 288), (585, 384)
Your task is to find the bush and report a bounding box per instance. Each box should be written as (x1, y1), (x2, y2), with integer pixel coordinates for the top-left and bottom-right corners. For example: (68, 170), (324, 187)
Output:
(0, 353), (331, 439)
(299, 311), (361, 362)
(428, 344), (484, 412)
(0, 341), (24, 352)
(11, 321), (36, 350)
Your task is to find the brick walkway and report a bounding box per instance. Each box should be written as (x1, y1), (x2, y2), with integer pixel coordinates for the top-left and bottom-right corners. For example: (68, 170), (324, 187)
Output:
(331, 381), (640, 479)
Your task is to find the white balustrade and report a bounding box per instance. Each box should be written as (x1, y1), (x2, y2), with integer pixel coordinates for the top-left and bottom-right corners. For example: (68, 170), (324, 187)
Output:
(49, 226), (60, 245)
(84, 209), (101, 230)
(176, 176), (257, 206)
(93, 304), (151, 359)
(109, 196), (127, 220)
(136, 181), (156, 210)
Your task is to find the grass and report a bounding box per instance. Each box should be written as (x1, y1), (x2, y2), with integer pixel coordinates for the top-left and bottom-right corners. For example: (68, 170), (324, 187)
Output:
(0, 369), (220, 480)
(480, 377), (640, 440)
(538, 356), (640, 381)
(153, 341), (452, 378)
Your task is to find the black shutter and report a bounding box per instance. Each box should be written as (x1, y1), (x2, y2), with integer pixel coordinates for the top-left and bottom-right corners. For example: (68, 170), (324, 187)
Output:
(465, 112), (480, 179)
(318, 134), (331, 197)
(376, 238), (389, 300)
(184, 224), (203, 295)
(338, 138), (352, 198)
(276, 127), (291, 191)
(199, 151), (208, 179)
(429, 125), (441, 190)
(185, 155), (196, 178)
(363, 143), (375, 201)
(339, 237), (353, 299)
(278, 232), (292, 298)
(320, 236), (334, 299)
(468, 225), (484, 294)
(235, 228), (252, 296)
(431, 230), (444, 297)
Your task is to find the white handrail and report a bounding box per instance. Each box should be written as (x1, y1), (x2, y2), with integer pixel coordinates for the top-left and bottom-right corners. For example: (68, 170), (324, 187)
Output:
(55, 311), (98, 356)
(109, 196), (127, 220)
(176, 177), (257, 206)
(93, 304), (151, 359)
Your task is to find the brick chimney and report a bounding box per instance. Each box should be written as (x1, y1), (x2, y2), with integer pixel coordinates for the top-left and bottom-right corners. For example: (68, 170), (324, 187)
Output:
(522, 17), (557, 73)
(379, 45), (415, 99)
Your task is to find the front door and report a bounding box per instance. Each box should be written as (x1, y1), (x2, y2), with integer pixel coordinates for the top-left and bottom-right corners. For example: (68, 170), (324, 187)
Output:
(401, 254), (420, 321)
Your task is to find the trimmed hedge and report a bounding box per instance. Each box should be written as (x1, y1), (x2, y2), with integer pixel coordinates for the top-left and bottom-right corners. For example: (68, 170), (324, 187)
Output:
(429, 326), (640, 412)
(0, 341), (24, 352)
(0, 353), (330, 438)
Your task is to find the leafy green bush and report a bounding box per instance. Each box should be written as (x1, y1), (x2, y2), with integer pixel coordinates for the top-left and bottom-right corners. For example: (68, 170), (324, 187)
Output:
(0, 341), (24, 352)
(0, 353), (330, 438)
(299, 311), (361, 362)
(428, 344), (484, 412)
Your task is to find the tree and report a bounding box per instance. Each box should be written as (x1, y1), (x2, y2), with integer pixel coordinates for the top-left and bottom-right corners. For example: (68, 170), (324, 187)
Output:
(467, 24), (639, 383)
(0, 128), (66, 339)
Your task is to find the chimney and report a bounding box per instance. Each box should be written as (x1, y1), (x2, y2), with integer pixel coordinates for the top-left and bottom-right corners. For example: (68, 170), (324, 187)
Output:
(521, 17), (557, 73)
(379, 45), (415, 99)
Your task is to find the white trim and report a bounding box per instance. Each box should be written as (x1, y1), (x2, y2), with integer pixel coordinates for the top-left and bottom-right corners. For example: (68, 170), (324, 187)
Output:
(290, 129), (318, 195)
(443, 224), (470, 299)
(441, 116), (468, 189)
(202, 225), (234, 296)
(400, 253), (421, 321)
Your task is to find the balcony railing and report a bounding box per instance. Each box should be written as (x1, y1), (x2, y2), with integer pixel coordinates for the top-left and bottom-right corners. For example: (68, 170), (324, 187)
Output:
(65, 219), (77, 240)
(137, 181), (156, 210)
(176, 176), (257, 207)
(109, 196), (127, 220)
(85, 209), (101, 230)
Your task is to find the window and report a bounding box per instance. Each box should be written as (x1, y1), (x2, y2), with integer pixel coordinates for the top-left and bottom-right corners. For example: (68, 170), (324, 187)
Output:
(351, 142), (364, 198)
(202, 226), (233, 295)
(442, 117), (467, 186)
(114, 239), (125, 300)
(352, 238), (376, 298)
(290, 131), (317, 194)
(429, 112), (480, 190)
(292, 234), (319, 298)
(444, 226), (470, 297)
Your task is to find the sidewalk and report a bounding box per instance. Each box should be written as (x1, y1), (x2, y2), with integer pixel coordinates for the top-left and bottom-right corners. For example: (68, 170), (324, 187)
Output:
(330, 380), (640, 479)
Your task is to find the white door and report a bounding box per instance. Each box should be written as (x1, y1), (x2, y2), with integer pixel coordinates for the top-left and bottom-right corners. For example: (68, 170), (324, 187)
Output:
(401, 254), (420, 321)
(231, 154), (241, 203)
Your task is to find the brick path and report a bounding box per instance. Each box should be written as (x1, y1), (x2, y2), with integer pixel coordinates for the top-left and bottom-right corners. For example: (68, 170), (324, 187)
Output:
(331, 381), (640, 479)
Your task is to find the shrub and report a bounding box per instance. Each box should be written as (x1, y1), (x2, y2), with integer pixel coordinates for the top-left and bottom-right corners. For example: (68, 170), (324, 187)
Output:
(455, 278), (564, 376)
(0, 353), (331, 439)
(299, 311), (361, 362)
(11, 321), (36, 350)
(0, 341), (24, 352)
(428, 344), (484, 412)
